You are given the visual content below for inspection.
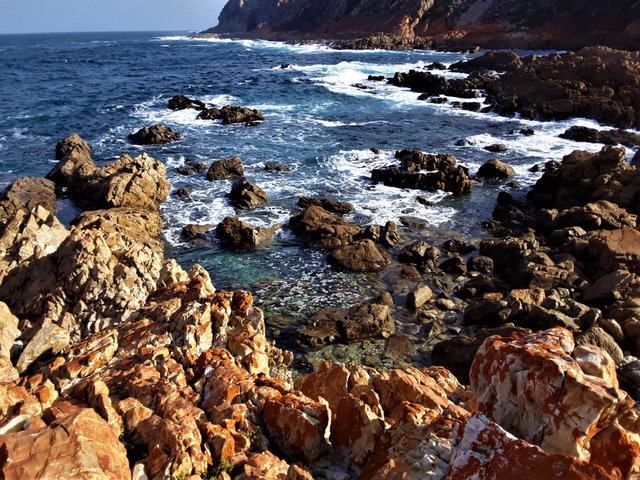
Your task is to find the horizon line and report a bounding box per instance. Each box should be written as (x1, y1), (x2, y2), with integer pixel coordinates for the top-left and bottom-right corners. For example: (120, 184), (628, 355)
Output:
(0, 27), (215, 36)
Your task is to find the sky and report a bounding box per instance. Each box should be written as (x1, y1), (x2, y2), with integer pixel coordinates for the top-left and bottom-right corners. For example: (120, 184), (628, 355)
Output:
(0, 0), (227, 34)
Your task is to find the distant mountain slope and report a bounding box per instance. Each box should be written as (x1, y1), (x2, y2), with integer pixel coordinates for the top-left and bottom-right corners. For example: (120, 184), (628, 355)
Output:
(205, 0), (640, 50)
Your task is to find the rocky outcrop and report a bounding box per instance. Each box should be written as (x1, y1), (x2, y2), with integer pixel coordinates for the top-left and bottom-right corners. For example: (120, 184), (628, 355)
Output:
(168, 94), (206, 111)
(297, 197), (354, 215)
(216, 216), (278, 248)
(207, 0), (640, 50)
(289, 205), (360, 248)
(372, 149), (471, 196)
(560, 126), (640, 148)
(198, 106), (264, 125)
(228, 178), (268, 209)
(128, 124), (180, 145)
(327, 239), (391, 272)
(47, 134), (170, 211)
(477, 159), (516, 179)
(207, 156), (244, 180)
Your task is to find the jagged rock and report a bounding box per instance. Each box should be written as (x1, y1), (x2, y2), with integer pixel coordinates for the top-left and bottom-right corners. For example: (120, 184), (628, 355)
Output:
(0, 403), (131, 480)
(0, 302), (20, 382)
(448, 414), (614, 480)
(229, 178), (268, 209)
(398, 240), (440, 266)
(298, 304), (394, 346)
(16, 320), (69, 374)
(480, 233), (539, 272)
(582, 270), (640, 304)
(48, 134), (170, 211)
(539, 201), (637, 231)
(297, 197), (354, 215)
(451, 50), (523, 73)
(467, 255), (494, 274)
(216, 217), (278, 248)
(263, 392), (330, 462)
(407, 285), (433, 310)
(589, 228), (640, 275)
(167, 94), (205, 110)
(470, 327), (640, 475)
(477, 159), (516, 179)
(289, 206), (360, 248)
(182, 223), (214, 240)
(0, 177), (57, 225)
(264, 162), (292, 173)
(128, 124), (180, 145)
(372, 149), (471, 195)
(206, 156), (244, 180)
(327, 239), (391, 272)
(198, 105), (264, 125)
(560, 126), (640, 147)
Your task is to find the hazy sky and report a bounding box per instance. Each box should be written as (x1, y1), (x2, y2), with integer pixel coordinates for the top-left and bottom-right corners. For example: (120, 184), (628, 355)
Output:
(0, 0), (227, 34)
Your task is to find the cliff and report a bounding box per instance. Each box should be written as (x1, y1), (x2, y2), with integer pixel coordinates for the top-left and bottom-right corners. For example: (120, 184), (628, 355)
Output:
(206, 0), (640, 50)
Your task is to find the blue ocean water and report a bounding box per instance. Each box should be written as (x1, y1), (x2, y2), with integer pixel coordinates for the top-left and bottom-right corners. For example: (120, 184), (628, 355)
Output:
(0, 31), (610, 366)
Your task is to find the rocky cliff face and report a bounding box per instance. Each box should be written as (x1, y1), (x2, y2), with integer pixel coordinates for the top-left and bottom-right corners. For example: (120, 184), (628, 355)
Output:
(209, 0), (435, 38)
(208, 0), (640, 49)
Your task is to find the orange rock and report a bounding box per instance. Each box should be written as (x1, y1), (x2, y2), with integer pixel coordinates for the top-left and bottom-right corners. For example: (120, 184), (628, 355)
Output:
(236, 451), (290, 480)
(263, 392), (330, 462)
(331, 394), (384, 464)
(470, 327), (640, 476)
(0, 404), (131, 480)
(447, 414), (614, 480)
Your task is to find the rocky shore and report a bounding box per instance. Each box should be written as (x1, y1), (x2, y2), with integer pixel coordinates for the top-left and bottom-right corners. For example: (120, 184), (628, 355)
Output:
(1, 82), (640, 480)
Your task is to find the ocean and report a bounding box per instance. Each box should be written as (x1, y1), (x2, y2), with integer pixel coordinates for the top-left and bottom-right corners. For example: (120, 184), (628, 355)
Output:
(0, 31), (614, 370)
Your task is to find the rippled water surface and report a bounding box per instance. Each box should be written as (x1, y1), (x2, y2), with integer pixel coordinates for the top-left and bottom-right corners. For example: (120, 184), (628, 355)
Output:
(0, 31), (614, 367)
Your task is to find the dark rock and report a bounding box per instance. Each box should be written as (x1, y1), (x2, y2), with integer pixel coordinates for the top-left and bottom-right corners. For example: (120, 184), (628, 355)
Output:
(461, 102), (481, 111)
(467, 256), (494, 274)
(372, 149), (471, 196)
(289, 206), (360, 248)
(327, 239), (391, 272)
(206, 157), (244, 181)
(173, 187), (192, 198)
(429, 97), (448, 104)
(228, 178), (268, 209)
(463, 299), (504, 326)
(370, 147), (381, 154)
(182, 224), (214, 240)
(484, 144), (508, 153)
(216, 216), (277, 248)
(575, 327), (624, 364)
(298, 304), (394, 346)
(519, 128), (535, 136)
(427, 62), (447, 70)
(582, 270), (640, 304)
(399, 216), (428, 229)
(398, 241), (439, 265)
(197, 105), (264, 125)
(264, 162), (292, 173)
(442, 239), (475, 255)
(451, 51), (523, 73)
(167, 95), (205, 111)
(380, 221), (400, 248)
(439, 255), (467, 275)
(128, 124), (180, 145)
(521, 305), (581, 331)
(560, 126), (640, 148)
(297, 197), (354, 215)
(618, 359), (640, 400)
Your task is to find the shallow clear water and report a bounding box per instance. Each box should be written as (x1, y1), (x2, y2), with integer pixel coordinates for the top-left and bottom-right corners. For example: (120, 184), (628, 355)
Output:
(0, 31), (619, 367)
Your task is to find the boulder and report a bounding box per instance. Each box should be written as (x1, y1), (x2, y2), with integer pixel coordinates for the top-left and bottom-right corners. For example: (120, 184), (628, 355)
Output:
(128, 124), (180, 145)
(47, 134), (170, 212)
(327, 239), (391, 272)
(0, 302), (20, 382)
(289, 206), (360, 248)
(198, 105), (264, 125)
(206, 156), (244, 180)
(589, 228), (640, 275)
(216, 217), (277, 248)
(406, 285), (432, 309)
(0, 177), (57, 224)
(372, 149), (471, 195)
(167, 94), (205, 110)
(484, 143), (508, 153)
(229, 178), (268, 209)
(297, 197), (354, 215)
(264, 162), (292, 173)
(298, 304), (394, 346)
(182, 223), (214, 240)
(263, 392), (330, 462)
(477, 159), (516, 179)
(398, 240), (440, 266)
(470, 327), (640, 476)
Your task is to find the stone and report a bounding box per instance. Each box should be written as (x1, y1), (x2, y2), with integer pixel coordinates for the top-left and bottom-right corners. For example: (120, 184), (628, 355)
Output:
(0, 177), (57, 224)
(167, 95), (205, 110)
(207, 156), (244, 180)
(470, 327), (640, 476)
(16, 321), (70, 373)
(216, 217), (277, 248)
(289, 206), (360, 248)
(448, 414), (614, 480)
(477, 159), (515, 179)
(182, 223), (214, 240)
(583, 270), (640, 304)
(297, 197), (354, 215)
(128, 124), (180, 145)
(264, 162), (292, 173)
(467, 255), (494, 274)
(407, 285), (433, 310)
(198, 105), (264, 125)
(0, 302), (20, 382)
(0, 404), (131, 479)
(298, 304), (395, 346)
(398, 240), (440, 266)
(380, 221), (400, 248)
(327, 239), (391, 272)
(589, 228), (640, 275)
(575, 327), (624, 364)
(263, 392), (330, 462)
(229, 178), (268, 209)
(483, 143), (508, 153)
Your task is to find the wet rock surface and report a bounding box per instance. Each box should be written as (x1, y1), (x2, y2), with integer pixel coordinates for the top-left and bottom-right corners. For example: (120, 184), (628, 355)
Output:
(128, 124), (180, 145)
